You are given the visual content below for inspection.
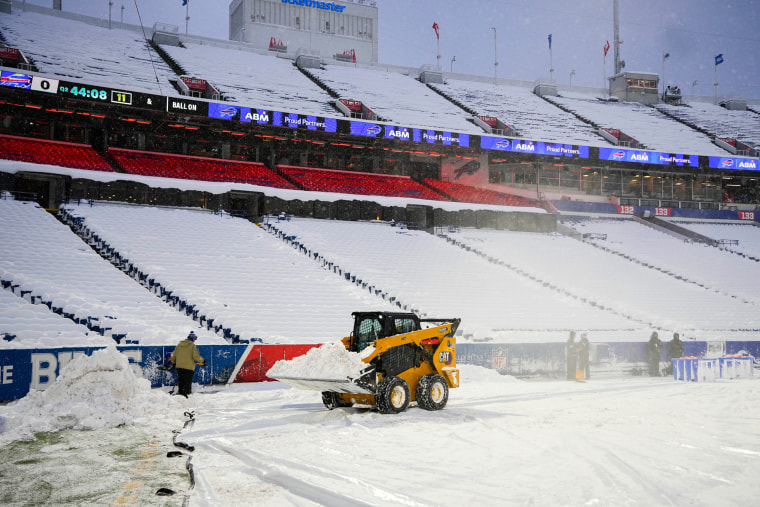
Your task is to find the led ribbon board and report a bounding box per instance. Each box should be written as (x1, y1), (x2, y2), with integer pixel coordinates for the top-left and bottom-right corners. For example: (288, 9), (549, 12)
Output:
(600, 147), (697, 166)
(481, 136), (589, 158)
(208, 102), (337, 132)
(709, 156), (759, 171)
(349, 121), (470, 147)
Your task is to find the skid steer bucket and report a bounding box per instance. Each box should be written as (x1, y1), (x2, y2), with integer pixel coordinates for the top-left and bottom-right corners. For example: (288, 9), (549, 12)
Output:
(270, 365), (376, 395)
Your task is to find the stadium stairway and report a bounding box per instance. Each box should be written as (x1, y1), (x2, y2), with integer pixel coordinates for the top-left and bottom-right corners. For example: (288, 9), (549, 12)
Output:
(149, 39), (188, 77)
(57, 206), (253, 344)
(635, 215), (716, 244)
(437, 233), (655, 328)
(636, 215), (760, 263)
(0, 278), (111, 340)
(558, 225), (759, 306)
(424, 83), (481, 119)
(260, 220), (425, 315)
(649, 103), (726, 145)
(539, 95), (613, 147)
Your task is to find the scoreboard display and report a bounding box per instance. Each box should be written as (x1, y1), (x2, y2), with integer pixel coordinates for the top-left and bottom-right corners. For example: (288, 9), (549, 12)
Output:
(26, 75), (161, 110)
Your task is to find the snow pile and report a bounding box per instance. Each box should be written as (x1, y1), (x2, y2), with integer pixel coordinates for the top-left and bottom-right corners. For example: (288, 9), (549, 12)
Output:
(267, 342), (367, 379)
(0, 347), (179, 440)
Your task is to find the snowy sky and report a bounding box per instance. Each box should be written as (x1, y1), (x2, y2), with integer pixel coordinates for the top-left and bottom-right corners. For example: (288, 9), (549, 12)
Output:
(21, 0), (760, 98)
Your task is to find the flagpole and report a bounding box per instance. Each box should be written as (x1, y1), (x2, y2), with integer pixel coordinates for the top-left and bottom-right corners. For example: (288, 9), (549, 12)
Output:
(437, 34), (440, 71)
(548, 34), (553, 83)
(550, 46), (554, 82)
(185, 0), (189, 35)
(492, 27), (498, 86)
(714, 62), (718, 104)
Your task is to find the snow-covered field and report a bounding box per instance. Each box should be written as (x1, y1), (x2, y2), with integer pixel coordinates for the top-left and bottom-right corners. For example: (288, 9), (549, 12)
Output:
(1, 347), (759, 506)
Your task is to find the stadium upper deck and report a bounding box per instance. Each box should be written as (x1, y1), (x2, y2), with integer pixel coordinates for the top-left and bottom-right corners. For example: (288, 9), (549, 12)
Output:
(160, 42), (336, 116)
(0, 10), (179, 97)
(1, 6), (759, 208)
(430, 79), (608, 147)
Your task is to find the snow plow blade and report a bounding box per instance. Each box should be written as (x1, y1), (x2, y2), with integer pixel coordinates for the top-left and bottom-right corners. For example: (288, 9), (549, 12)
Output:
(270, 366), (376, 395)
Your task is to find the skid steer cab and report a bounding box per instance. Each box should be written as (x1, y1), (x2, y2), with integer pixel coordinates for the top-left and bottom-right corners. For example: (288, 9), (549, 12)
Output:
(276, 311), (461, 414)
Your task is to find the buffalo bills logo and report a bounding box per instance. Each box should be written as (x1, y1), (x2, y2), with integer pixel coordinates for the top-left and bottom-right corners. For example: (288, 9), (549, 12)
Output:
(721, 159), (734, 168)
(454, 160), (481, 180)
(612, 151), (625, 160)
(0, 73), (31, 88)
(495, 140), (511, 147)
(219, 106), (238, 119)
(365, 126), (382, 135)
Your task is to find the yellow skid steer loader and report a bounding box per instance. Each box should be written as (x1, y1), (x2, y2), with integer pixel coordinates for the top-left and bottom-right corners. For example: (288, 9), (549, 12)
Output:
(271, 312), (461, 414)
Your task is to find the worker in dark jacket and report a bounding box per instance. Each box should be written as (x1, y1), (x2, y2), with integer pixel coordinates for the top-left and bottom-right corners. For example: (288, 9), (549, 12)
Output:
(665, 332), (684, 375)
(646, 331), (663, 377)
(170, 331), (205, 397)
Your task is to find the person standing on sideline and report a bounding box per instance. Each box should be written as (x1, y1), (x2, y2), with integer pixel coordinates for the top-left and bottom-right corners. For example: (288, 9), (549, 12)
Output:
(646, 331), (663, 377)
(578, 332), (591, 380)
(566, 331), (577, 380)
(665, 332), (684, 375)
(170, 330), (205, 397)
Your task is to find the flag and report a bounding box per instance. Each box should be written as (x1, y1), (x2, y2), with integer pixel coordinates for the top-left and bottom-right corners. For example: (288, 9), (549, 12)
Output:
(715, 53), (724, 65)
(432, 22), (439, 40)
(182, 0), (188, 5)
(548, 34), (552, 50)
(603, 40), (610, 57)
(663, 52), (670, 61)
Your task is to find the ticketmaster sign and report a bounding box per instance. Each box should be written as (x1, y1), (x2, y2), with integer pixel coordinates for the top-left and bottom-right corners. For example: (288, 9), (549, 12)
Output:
(281, 0), (346, 12)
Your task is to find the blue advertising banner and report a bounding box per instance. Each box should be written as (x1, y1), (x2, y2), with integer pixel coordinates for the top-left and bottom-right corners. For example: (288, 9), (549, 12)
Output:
(599, 147), (698, 166)
(0, 70), (32, 89)
(413, 129), (470, 147)
(208, 102), (336, 132)
(0, 345), (249, 402)
(481, 136), (589, 158)
(349, 121), (470, 147)
(708, 156), (759, 171)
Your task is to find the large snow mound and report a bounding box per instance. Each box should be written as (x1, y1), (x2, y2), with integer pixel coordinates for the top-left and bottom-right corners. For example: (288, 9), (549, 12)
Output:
(267, 342), (367, 379)
(0, 347), (180, 441)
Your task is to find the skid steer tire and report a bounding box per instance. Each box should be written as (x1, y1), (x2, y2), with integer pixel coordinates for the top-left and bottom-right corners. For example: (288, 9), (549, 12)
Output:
(322, 391), (349, 410)
(376, 377), (410, 414)
(416, 374), (449, 411)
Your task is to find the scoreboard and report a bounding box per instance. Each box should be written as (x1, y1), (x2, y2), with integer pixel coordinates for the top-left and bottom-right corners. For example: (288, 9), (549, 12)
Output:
(26, 74), (162, 110)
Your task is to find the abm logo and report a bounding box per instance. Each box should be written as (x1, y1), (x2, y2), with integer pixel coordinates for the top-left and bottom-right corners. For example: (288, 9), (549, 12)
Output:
(738, 160), (757, 170)
(386, 127), (410, 139)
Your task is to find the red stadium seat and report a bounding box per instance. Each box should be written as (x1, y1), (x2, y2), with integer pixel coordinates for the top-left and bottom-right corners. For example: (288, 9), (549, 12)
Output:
(423, 179), (541, 208)
(108, 148), (297, 189)
(0, 134), (113, 171)
(278, 165), (450, 201)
